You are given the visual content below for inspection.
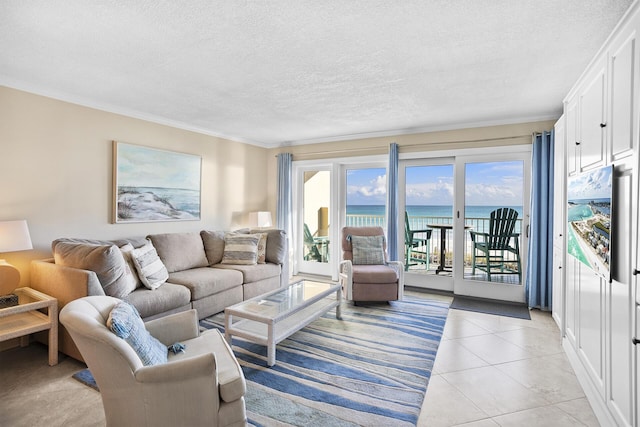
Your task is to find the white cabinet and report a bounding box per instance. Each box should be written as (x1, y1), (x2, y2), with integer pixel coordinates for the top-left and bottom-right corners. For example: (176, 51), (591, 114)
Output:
(578, 59), (607, 171)
(559, 3), (640, 426)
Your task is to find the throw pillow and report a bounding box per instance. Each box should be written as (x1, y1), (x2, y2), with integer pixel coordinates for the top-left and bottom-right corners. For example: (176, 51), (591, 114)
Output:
(53, 242), (137, 298)
(119, 243), (143, 290)
(350, 235), (386, 265)
(256, 233), (268, 264)
(107, 301), (167, 366)
(200, 230), (226, 265)
(131, 240), (169, 290)
(221, 233), (260, 265)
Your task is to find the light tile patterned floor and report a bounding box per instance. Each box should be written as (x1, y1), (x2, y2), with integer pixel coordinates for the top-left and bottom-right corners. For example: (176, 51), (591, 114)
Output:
(0, 289), (599, 427)
(418, 293), (600, 427)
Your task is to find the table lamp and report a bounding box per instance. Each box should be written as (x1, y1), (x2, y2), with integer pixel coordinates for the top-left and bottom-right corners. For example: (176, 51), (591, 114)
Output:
(249, 211), (273, 229)
(0, 220), (33, 296)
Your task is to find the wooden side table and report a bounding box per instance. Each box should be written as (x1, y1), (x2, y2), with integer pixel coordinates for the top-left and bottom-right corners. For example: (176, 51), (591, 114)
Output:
(0, 287), (58, 366)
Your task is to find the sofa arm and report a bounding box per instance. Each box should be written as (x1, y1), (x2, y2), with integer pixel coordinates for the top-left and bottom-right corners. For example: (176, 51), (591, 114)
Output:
(145, 309), (200, 345)
(30, 259), (105, 307)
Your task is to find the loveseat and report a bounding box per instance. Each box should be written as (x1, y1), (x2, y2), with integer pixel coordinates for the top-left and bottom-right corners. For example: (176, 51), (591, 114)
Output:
(31, 228), (288, 361)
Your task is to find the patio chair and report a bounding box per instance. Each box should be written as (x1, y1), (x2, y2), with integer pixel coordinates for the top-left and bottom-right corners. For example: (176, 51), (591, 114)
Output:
(303, 223), (323, 262)
(404, 212), (432, 271)
(469, 207), (521, 282)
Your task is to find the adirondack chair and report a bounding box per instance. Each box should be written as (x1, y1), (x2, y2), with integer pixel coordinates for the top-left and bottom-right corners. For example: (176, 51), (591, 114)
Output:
(303, 223), (323, 262)
(469, 208), (521, 282)
(404, 212), (432, 271)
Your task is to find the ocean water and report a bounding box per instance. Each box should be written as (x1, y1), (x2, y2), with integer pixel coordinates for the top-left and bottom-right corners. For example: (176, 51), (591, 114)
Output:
(347, 205), (523, 219)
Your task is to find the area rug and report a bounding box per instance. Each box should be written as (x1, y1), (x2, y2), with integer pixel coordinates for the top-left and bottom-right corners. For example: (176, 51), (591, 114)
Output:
(450, 295), (531, 320)
(73, 295), (449, 426)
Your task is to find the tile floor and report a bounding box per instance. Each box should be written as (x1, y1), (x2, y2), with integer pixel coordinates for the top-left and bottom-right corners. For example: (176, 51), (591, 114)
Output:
(418, 292), (600, 427)
(0, 291), (599, 427)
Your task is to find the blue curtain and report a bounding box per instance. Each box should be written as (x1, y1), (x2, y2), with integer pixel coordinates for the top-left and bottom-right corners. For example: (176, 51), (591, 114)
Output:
(276, 153), (292, 235)
(526, 130), (554, 310)
(386, 143), (399, 261)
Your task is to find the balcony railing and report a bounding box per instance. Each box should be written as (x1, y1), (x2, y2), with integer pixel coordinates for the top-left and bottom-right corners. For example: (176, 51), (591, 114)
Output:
(344, 214), (523, 269)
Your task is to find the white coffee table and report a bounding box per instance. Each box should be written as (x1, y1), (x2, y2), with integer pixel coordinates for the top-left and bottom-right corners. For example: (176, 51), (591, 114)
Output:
(224, 280), (342, 366)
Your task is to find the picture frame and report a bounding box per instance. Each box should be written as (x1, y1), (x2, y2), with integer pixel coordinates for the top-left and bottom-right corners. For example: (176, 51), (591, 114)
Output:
(112, 141), (202, 223)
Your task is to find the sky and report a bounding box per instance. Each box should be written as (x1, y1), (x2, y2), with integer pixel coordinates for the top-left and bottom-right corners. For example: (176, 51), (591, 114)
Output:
(346, 161), (524, 206)
(116, 143), (201, 190)
(567, 165), (612, 201)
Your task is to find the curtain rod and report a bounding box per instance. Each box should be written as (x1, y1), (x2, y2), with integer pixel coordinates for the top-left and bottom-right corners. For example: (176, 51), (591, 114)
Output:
(275, 134), (531, 157)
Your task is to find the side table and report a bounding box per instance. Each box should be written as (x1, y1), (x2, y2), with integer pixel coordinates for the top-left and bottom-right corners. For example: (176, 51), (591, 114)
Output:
(0, 287), (58, 366)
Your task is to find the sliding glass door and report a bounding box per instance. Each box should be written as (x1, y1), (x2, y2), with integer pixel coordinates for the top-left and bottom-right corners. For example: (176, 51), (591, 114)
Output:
(400, 149), (530, 302)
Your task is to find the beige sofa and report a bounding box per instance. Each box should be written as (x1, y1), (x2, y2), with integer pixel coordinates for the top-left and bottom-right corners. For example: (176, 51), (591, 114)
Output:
(31, 228), (288, 361)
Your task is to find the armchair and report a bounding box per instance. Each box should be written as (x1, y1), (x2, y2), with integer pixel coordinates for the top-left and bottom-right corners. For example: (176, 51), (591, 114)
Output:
(60, 296), (247, 427)
(338, 226), (404, 303)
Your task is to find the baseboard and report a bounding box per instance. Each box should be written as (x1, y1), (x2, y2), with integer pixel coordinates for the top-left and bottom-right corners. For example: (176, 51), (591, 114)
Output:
(563, 338), (616, 426)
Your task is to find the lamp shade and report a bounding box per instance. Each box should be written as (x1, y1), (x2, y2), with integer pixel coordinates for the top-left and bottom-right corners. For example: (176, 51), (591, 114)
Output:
(0, 220), (33, 253)
(0, 220), (32, 295)
(249, 211), (273, 228)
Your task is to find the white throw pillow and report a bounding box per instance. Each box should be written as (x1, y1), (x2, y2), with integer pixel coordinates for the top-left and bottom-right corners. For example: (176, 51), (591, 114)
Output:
(131, 240), (169, 290)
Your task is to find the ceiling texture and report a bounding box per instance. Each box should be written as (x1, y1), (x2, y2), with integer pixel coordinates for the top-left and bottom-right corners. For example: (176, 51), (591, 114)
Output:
(0, 1), (634, 147)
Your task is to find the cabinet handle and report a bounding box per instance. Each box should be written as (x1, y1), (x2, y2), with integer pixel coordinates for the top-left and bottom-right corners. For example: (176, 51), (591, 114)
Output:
(575, 141), (581, 146)
(633, 269), (639, 276)
(600, 123), (607, 128)
(634, 338), (640, 345)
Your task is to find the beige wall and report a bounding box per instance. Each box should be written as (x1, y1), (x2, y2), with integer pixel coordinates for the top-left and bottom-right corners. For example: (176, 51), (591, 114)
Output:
(266, 120), (557, 213)
(1, 86), (270, 285)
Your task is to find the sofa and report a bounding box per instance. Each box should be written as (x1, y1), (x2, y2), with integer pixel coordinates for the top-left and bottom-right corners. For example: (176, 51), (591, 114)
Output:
(31, 228), (288, 361)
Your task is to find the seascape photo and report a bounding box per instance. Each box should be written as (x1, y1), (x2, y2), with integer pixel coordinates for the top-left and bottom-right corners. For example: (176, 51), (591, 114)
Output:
(114, 142), (201, 223)
(566, 166), (612, 272)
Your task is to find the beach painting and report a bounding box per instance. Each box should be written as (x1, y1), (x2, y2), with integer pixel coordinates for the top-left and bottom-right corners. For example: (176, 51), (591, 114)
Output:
(566, 165), (612, 274)
(113, 142), (201, 223)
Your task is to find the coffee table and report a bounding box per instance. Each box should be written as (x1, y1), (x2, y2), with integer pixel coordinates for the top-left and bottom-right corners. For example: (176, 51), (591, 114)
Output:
(224, 280), (342, 366)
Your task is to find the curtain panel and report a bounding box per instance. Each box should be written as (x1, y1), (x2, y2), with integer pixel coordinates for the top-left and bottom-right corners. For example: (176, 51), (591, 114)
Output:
(386, 143), (399, 261)
(526, 130), (554, 310)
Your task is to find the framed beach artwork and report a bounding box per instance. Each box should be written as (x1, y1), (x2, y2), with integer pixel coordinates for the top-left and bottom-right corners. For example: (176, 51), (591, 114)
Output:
(112, 141), (202, 223)
(566, 165), (612, 278)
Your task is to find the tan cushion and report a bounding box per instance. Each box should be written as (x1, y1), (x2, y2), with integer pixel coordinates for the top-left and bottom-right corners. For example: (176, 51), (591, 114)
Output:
(54, 242), (137, 299)
(148, 233), (209, 273)
(214, 263), (280, 284)
(351, 264), (398, 284)
(200, 230), (226, 265)
(169, 328), (246, 403)
(124, 283), (191, 319)
(168, 267), (243, 300)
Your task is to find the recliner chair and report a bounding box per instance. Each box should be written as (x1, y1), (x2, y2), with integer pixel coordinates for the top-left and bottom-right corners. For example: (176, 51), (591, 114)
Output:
(59, 296), (247, 427)
(338, 226), (404, 303)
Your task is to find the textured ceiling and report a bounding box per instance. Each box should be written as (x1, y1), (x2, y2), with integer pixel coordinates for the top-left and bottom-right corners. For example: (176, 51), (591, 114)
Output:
(0, 1), (634, 147)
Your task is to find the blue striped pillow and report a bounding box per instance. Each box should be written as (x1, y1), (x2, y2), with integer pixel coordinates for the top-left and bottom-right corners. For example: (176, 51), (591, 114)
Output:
(107, 301), (167, 366)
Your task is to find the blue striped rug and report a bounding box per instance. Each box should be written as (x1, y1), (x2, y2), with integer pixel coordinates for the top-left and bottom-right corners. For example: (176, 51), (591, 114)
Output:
(200, 295), (449, 426)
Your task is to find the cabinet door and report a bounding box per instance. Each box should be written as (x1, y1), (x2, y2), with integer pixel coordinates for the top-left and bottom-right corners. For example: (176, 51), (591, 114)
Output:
(552, 118), (566, 328)
(565, 255), (578, 346)
(610, 28), (638, 161)
(579, 60), (607, 171)
(608, 167), (634, 426)
(578, 266), (605, 397)
(566, 99), (579, 176)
